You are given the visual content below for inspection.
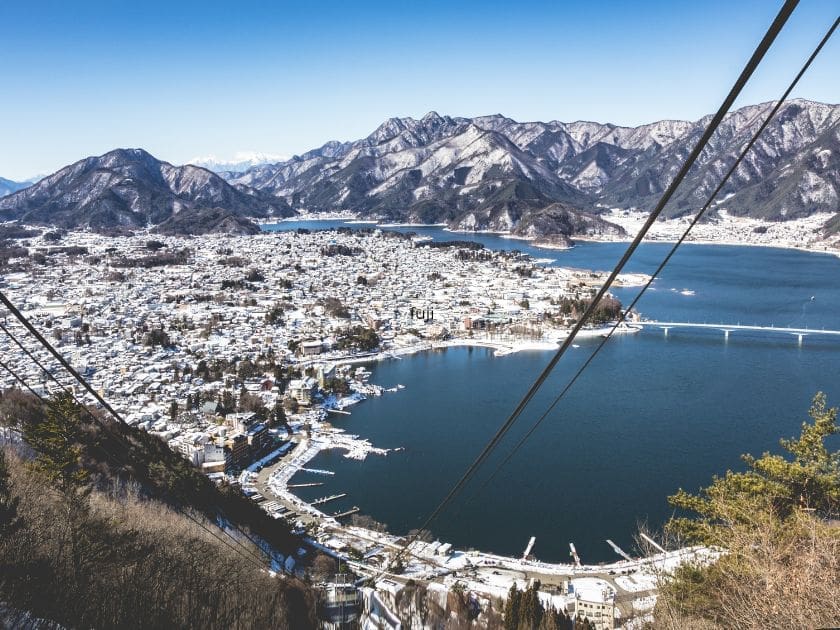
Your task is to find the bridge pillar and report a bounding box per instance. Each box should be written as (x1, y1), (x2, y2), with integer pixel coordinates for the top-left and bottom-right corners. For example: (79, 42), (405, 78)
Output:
(796, 333), (805, 346)
(723, 329), (731, 341)
(662, 327), (670, 338)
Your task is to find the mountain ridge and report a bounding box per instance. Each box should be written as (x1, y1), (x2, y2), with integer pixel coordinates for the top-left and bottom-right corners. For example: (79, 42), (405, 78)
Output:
(0, 148), (294, 234)
(225, 98), (839, 235)
(1, 99), (836, 237)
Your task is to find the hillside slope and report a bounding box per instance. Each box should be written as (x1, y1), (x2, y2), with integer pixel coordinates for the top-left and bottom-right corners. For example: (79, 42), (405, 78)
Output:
(0, 390), (316, 629)
(0, 149), (294, 233)
(229, 99), (839, 234)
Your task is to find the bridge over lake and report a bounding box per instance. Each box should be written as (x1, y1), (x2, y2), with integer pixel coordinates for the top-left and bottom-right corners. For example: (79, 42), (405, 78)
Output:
(636, 321), (840, 343)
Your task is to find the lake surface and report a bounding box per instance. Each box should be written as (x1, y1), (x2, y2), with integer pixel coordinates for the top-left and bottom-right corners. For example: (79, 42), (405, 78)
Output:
(264, 220), (840, 563)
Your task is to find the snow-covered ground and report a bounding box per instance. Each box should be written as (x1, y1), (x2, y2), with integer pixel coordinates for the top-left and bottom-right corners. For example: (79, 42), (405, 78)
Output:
(592, 209), (839, 254)
(283, 210), (840, 257)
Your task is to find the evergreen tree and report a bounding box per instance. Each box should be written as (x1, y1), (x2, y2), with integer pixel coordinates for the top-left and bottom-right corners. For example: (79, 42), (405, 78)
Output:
(504, 584), (522, 630)
(668, 392), (840, 544)
(505, 581), (550, 630)
(519, 581), (545, 630)
(656, 394), (840, 627)
(538, 606), (574, 630)
(219, 390), (236, 416)
(21, 392), (89, 492)
(0, 449), (21, 537)
(273, 401), (290, 433)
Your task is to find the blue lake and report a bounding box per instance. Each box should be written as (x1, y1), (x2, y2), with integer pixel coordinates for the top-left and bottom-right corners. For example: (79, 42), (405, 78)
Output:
(265, 220), (840, 563)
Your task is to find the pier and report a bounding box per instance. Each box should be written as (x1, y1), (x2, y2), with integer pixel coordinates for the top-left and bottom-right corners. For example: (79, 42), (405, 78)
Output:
(287, 482), (324, 489)
(522, 536), (536, 560)
(333, 507), (360, 519)
(311, 493), (347, 506)
(606, 539), (634, 562)
(301, 467), (335, 476)
(569, 542), (581, 567)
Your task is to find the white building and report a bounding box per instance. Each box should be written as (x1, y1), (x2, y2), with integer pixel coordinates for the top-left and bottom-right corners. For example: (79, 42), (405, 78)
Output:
(570, 577), (616, 630)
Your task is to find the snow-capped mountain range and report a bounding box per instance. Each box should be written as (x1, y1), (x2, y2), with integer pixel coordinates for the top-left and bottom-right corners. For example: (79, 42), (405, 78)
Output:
(225, 99), (839, 235)
(0, 149), (293, 235)
(189, 152), (290, 175)
(1, 99), (836, 237)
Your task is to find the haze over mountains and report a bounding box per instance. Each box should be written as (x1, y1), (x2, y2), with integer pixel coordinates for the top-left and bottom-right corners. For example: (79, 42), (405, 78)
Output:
(0, 177), (30, 198)
(1, 99), (837, 238)
(190, 151), (290, 175)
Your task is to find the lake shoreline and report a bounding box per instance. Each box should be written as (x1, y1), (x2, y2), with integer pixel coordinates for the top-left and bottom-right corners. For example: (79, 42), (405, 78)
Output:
(262, 212), (840, 258)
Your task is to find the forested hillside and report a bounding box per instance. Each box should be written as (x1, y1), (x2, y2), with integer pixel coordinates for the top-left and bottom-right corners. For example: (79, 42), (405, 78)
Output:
(0, 390), (316, 629)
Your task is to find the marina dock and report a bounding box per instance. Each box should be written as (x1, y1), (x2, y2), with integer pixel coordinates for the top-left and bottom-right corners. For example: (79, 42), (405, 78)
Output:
(311, 493), (347, 506)
(301, 467), (335, 476)
(333, 507), (360, 519)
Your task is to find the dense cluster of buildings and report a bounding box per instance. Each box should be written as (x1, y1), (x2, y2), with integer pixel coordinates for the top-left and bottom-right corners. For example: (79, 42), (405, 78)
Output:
(0, 225), (709, 628)
(0, 227), (604, 474)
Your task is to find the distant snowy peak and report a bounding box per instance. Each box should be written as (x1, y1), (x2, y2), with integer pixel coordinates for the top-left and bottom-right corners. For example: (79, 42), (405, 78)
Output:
(189, 151), (289, 174)
(0, 177), (30, 198)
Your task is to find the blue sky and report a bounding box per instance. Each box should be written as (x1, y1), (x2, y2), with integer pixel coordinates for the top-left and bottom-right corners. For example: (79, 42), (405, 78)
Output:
(1, 0), (837, 179)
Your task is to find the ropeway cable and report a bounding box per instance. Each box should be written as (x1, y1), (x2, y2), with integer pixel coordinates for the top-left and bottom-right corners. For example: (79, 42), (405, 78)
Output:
(465, 13), (840, 502)
(0, 354), (271, 572)
(0, 352), (271, 570)
(375, 0), (801, 576)
(1, 321), (80, 396)
(0, 314), (273, 569)
(0, 316), (273, 567)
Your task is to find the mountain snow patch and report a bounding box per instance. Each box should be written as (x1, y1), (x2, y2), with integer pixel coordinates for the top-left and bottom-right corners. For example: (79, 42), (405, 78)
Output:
(799, 171), (837, 206)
